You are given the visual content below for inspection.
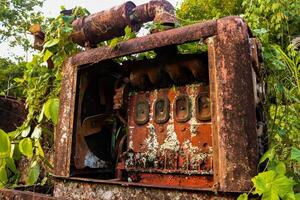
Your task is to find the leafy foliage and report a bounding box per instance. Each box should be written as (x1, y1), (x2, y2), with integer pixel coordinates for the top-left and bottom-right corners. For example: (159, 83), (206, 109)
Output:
(0, 0), (44, 52)
(252, 169), (295, 200)
(177, 0), (244, 23)
(0, 7), (89, 188)
(0, 58), (26, 97)
(0, 129), (10, 158)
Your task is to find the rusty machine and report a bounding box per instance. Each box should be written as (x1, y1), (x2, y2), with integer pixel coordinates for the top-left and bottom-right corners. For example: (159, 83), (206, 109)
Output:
(0, 0), (266, 199)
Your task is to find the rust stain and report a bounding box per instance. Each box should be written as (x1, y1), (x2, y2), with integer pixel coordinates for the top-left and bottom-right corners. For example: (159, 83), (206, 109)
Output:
(53, 14), (262, 196)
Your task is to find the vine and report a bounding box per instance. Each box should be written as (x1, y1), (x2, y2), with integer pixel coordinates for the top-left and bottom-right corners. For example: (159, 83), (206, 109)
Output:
(0, 7), (89, 188)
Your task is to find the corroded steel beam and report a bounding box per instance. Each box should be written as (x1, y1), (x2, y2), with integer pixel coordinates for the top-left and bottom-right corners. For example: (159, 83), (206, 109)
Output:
(71, 20), (217, 66)
(207, 16), (258, 192)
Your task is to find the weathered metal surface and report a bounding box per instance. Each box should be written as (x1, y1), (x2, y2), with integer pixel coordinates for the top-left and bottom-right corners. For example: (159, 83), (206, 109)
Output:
(71, 2), (137, 47)
(54, 15), (261, 194)
(126, 84), (213, 188)
(71, 20), (217, 66)
(127, 54), (208, 88)
(54, 59), (77, 177)
(0, 189), (57, 200)
(54, 19), (216, 177)
(0, 96), (27, 132)
(207, 16), (258, 192)
(71, 0), (176, 47)
(53, 179), (239, 200)
(132, 0), (176, 26)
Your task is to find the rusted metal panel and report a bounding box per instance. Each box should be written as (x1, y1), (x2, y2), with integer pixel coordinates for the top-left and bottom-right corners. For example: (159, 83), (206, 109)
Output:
(71, 20), (217, 66)
(207, 16), (258, 192)
(53, 179), (239, 200)
(126, 84), (213, 188)
(54, 59), (78, 177)
(0, 189), (57, 200)
(0, 96), (27, 132)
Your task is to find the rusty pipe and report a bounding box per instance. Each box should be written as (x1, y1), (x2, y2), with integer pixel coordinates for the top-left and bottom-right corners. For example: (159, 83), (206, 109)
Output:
(71, 0), (176, 47)
(132, 0), (176, 26)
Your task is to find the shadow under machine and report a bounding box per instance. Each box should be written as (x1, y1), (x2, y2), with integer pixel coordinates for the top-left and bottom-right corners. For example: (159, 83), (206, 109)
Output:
(53, 0), (266, 196)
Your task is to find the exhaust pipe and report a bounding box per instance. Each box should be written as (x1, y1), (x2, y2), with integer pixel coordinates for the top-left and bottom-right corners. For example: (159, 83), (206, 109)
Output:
(71, 0), (177, 47)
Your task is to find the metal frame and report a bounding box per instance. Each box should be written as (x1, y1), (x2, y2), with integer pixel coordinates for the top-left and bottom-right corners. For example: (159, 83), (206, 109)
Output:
(54, 16), (260, 193)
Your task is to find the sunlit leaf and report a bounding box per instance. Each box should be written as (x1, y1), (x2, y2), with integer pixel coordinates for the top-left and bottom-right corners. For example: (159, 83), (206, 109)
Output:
(44, 98), (60, 125)
(252, 170), (296, 200)
(43, 49), (53, 62)
(31, 125), (42, 140)
(38, 105), (44, 123)
(0, 129), (11, 158)
(19, 138), (33, 158)
(44, 39), (59, 48)
(21, 126), (31, 138)
(109, 38), (119, 48)
(237, 193), (248, 200)
(35, 140), (44, 158)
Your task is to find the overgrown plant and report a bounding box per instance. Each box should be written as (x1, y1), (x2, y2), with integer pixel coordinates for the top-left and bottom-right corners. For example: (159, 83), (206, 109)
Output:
(238, 45), (300, 199)
(0, 7), (89, 188)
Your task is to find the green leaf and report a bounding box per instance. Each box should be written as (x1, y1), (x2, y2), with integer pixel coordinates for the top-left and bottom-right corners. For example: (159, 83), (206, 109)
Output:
(5, 157), (17, 174)
(259, 148), (275, 166)
(44, 98), (60, 125)
(43, 39), (59, 48)
(237, 193), (248, 200)
(40, 176), (48, 186)
(38, 105), (44, 123)
(109, 38), (119, 48)
(26, 162), (40, 185)
(31, 125), (42, 140)
(291, 147), (300, 163)
(19, 138), (33, 158)
(21, 126), (31, 138)
(35, 140), (44, 158)
(252, 170), (296, 200)
(124, 25), (132, 36)
(43, 49), (53, 62)
(0, 163), (8, 187)
(275, 162), (286, 174)
(12, 145), (22, 161)
(0, 129), (11, 158)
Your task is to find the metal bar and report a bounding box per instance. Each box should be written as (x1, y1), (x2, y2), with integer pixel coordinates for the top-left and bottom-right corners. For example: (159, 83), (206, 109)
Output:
(207, 16), (258, 192)
(71, 20), (217, 66)
(54, 59), (77, 177)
